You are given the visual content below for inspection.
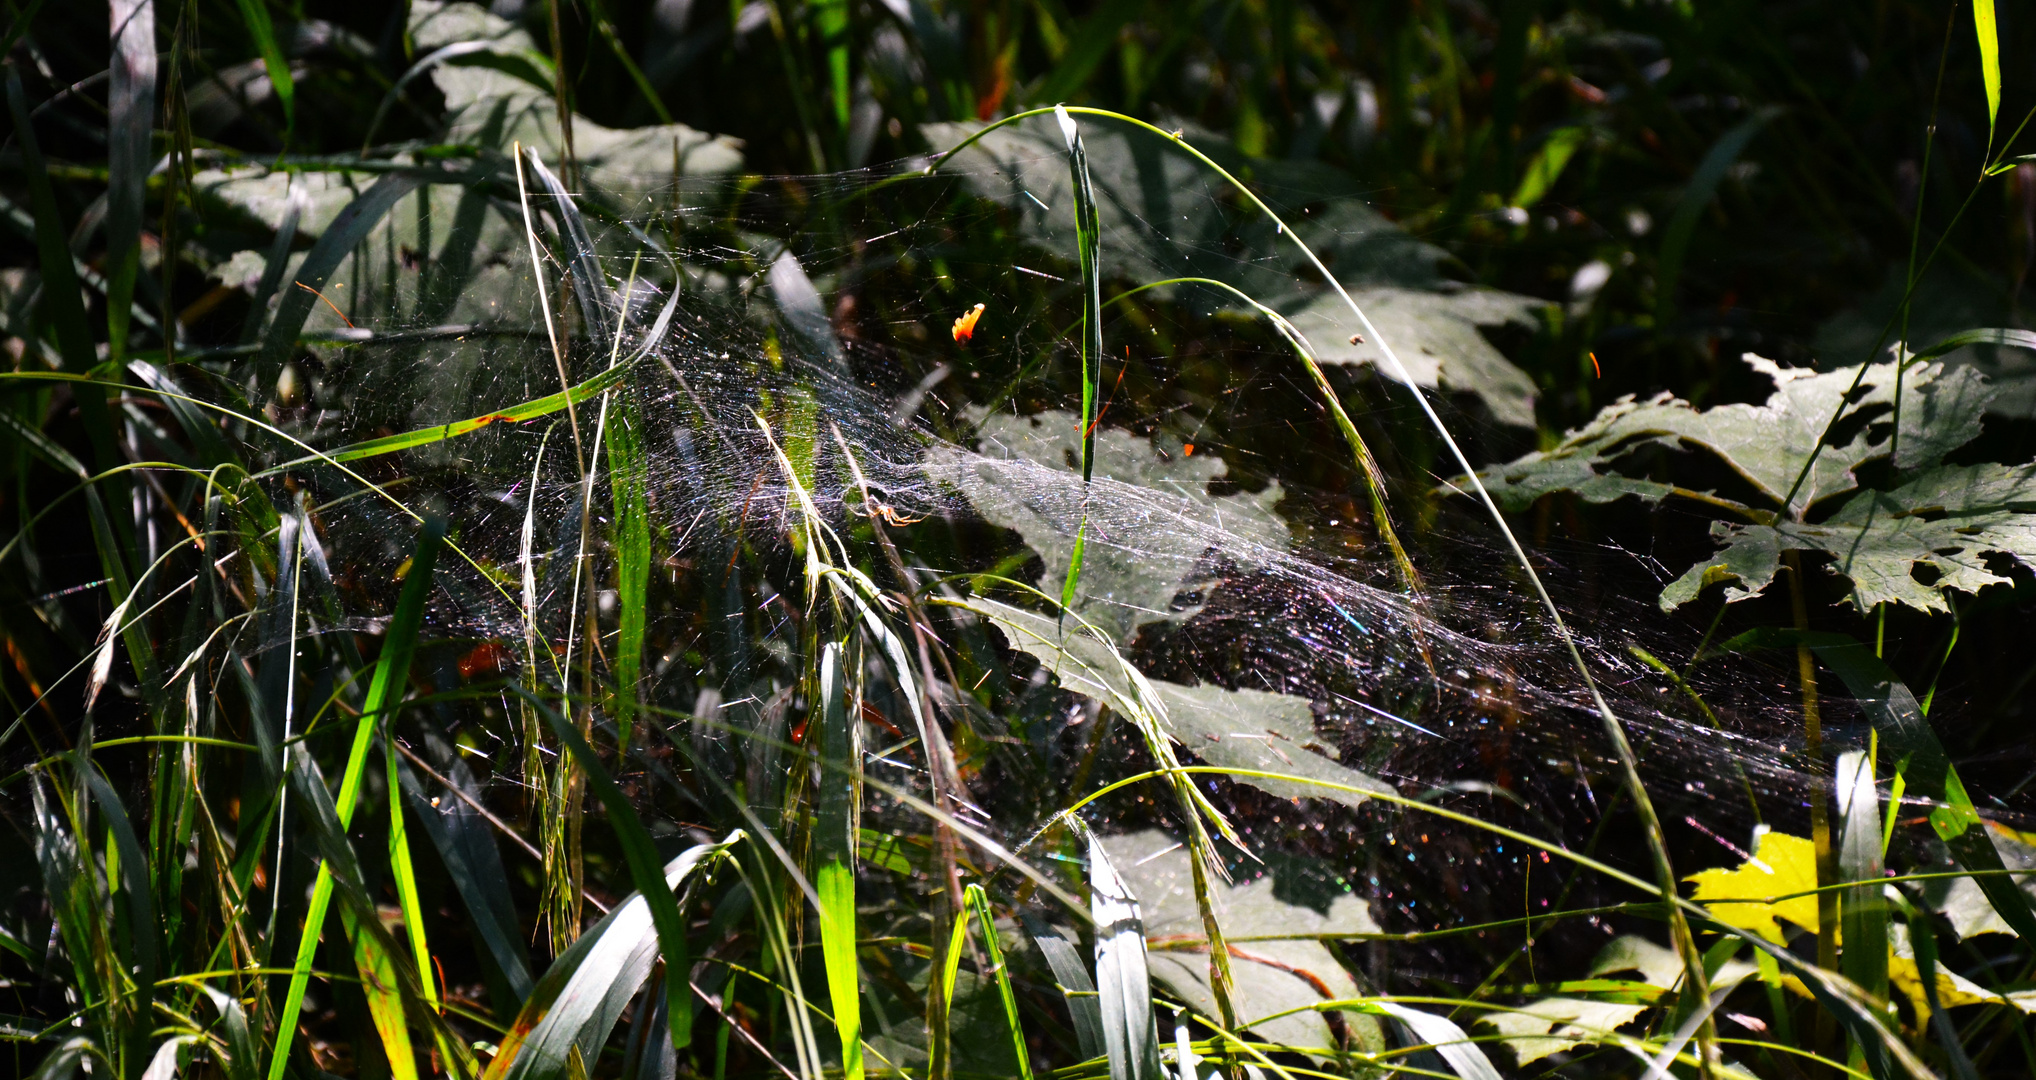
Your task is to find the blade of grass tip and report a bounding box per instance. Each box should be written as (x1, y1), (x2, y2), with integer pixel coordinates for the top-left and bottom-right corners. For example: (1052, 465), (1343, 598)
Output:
(269, 518), (445, 1080)
(1892, 894), (1980, 1080)
(279, 730), (440, 1080)
(1055, 105), (1102, 623)
(813, 642), (862, 1080)
(966, 884), (1033, 1080)
(1835, 751), (1889, 1011)
(937, 893), (968, 1041)
(385, 572), (447, 1021)
(230, 0), (293, 136)
(396, 759), (535, 1010)
(1077, 822), (1162, 1080)
(485, 824), (740, 1080)
(520, 147), (616, 349)
(526, 690), (698, 1054)
(1353, 1002), (1502, 1080)
(585, 0), (675, 125)
(1654, 108), (1782, 334)
(196, 985), (260, 1080)
(106, 0), (156, 363)
(1976, 0), (2001, 148)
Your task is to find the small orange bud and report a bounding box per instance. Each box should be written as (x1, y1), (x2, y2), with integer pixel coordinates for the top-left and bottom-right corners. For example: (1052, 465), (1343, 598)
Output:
(952, 303), (986, 344)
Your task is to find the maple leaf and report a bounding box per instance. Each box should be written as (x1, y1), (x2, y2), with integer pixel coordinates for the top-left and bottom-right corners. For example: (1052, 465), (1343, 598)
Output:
(1684, 830), (1820, 945)
(1462, 352), (2036, 614)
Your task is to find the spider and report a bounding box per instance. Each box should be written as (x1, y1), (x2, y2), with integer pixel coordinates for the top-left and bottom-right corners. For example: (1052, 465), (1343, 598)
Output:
(853, 498), (925, 527)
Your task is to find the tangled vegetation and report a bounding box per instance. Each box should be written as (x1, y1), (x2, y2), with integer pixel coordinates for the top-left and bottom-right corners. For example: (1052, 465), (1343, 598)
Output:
(6, 2), (2036, 1079)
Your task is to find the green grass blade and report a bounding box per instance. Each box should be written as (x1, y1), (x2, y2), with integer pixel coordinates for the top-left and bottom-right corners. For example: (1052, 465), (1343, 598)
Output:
(1976, 0), (2001, 141)
(106, 0), (156, 362)
(1025, 0), (1141, 106)
(1080, 824), (1161, 1080)
(230, 0), (294, 132)
(238, 183), (304, 344)
(813, 642), (862, 1080)
(387, 705), (441, 1008)
(274, 737), (433, 1080)
(269, 361), (630, 472)
(938, 902), (968, 1017)
(1654, 108), (1781, 330)
(257, 174), (424, 383)
(1509, 125), (1586, 210)
(1055, 105), (1103, 619)
(528, 691), (699, 1055)
(965, 884), (1032, 1080)
(606, 399), (651, 751)
(1835, 750), (1889, 1005)
(1021, 914), (1104, 1061)
(269, 519), (444, 1080)
(6, 71), (138, 583)
(396, 760), (535, 1010)
(6, 71), (97, 376)
(585, 0), (673, 124)
(80, 763), (159, 1072)
(1895, 899), (1979, 1080)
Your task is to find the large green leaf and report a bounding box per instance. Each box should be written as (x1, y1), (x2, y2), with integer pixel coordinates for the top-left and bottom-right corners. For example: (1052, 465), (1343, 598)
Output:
(938, 409), (1286, 644)
(1674, 461), (2036, 613)
(408, 1), (741, 184)
(1476, 352), (1992, 518)
(1284, 285), (1547, 429)
(968, 596), (1389, 809)
(1465, 352), (2015, 612)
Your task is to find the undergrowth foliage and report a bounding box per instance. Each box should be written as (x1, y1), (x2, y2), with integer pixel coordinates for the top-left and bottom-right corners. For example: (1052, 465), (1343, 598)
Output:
(7, 3), (2036, 1080)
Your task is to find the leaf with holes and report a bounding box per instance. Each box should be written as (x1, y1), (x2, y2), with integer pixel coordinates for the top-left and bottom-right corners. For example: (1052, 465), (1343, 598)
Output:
(1461, 352), (2019, 613)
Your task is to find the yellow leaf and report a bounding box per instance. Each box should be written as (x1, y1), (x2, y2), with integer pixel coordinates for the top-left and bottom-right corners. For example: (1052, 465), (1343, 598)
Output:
(1684, 831), (1819, 944)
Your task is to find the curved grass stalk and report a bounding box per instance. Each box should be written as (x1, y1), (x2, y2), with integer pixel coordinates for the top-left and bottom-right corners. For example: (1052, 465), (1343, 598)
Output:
(927, 108), (1716, 1065)
(1101, 275), (1416, 591)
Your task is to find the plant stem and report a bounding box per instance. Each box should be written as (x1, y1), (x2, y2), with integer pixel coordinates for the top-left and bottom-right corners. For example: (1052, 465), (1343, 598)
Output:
(1784, 547), (1837, 1067)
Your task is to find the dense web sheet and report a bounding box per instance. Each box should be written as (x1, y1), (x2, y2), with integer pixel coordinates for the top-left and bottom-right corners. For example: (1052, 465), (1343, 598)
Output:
(185, 78), (1966, 1066)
